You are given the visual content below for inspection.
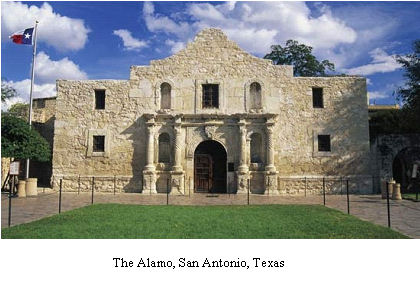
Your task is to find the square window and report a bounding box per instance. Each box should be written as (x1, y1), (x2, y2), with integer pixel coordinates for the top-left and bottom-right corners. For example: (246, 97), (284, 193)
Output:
(36, 99), (45, 108)
(95, 90), (105, 110)
(202, 84), (219, 108)
(318, 135), (331, 152)
(312, 88), (323, 108)
(93, 135), (105, 152)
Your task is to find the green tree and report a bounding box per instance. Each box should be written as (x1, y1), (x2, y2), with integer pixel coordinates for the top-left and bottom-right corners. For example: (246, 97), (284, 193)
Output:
(1, 115), (50, 162)
(264, 40), (335, 77)
(395, 40), (420, 126)
(1, 78), (16, 102)
(8, 102), (29, 120)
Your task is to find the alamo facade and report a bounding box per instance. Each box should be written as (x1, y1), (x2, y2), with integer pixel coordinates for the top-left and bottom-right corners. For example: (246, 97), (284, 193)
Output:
(40, 28), (372, 195)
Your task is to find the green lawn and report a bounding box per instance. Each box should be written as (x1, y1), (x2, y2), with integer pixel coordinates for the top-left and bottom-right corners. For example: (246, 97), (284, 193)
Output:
(2, 204), (407, 239)
(402, 193), (420, 202)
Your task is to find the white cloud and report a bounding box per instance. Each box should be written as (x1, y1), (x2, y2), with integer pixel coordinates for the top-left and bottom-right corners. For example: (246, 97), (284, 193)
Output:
(2, 52), (88, 110)
(1, 79), (56, 111)
(1, 2), (90, 51)
(368, 91), (389, 100)
(143, 2), (191, 37)
(165, 39), (186, 54)
(35, 52), (88, 84)
(113, 29), (147, 51)
(344, 48), (401, 76)
(142, 1), (357, 55)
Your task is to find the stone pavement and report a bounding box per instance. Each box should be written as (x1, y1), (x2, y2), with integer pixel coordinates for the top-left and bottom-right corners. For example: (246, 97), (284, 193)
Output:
(1, 190), (419, 238)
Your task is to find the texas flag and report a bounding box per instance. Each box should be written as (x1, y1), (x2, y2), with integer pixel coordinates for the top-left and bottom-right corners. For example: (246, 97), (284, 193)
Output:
(10, 27), (34, 45)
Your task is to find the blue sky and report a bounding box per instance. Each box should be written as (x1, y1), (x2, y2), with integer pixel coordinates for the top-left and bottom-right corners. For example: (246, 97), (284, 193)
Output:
(1, 1), (420, 109)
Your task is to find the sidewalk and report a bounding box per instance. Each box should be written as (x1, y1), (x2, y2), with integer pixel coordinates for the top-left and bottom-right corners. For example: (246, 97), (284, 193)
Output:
(2, 191), (419, 238)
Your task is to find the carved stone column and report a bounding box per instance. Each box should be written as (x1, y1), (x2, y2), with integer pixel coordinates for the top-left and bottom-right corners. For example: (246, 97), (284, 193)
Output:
(265, 124), (275, 172)
(236, 119), (249, 194)
(171, 120), (184, 195)
(265, 121), (278, 195)
(173, 125), (183, 172)
(143, 119), (157, 194)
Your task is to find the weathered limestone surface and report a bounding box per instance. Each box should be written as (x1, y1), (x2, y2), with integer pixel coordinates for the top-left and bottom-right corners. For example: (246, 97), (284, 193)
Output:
(50, 28), (372, 194)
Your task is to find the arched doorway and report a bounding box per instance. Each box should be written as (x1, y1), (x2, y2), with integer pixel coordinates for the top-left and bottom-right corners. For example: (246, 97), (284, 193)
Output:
(392, 147), (420, 192)
(194, 140), (227, 193)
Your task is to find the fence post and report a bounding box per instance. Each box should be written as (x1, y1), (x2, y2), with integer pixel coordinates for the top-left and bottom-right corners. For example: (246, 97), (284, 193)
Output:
(167, 178), (169, 205)
(78, 175), (80, 195)
(59, 179), (63, 214)
(346, 179), (350, 214)
(247, 178), (250, 205)
(91, 176), (95, 205)
(323, 177), (326, 206)
(386, 181), (391, 228)
(8, 176), (14, 227)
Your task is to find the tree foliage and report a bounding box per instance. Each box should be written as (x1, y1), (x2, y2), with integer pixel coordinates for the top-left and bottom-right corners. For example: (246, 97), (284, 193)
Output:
(8, 102), (29, 120)
(1, 115), (50, 162)
(1, 78), (16, 102)
(395, 40), (420, 125)
(264, 40), (335, 77)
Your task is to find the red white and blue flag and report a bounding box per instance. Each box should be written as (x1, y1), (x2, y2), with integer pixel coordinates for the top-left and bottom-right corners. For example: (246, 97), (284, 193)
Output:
(9, 28), (34, 45)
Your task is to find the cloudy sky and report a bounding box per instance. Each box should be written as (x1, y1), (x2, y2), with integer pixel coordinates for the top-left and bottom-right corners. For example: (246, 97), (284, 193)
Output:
(1, 1), (420, 109)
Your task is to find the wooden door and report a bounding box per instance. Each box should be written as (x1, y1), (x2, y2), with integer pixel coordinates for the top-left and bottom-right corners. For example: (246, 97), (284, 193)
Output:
(194, 154), (213, 192)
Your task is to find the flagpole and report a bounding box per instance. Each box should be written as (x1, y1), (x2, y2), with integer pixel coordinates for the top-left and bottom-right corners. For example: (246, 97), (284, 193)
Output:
(25, 20), (39, 179)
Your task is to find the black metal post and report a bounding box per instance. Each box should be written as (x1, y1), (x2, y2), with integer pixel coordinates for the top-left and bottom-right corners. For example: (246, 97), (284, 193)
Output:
(59, 179), (63, 213)
(346, 179), (350, 214)
(386, 181), (391, 228)
(247, 179), (250, 205)
(113, 175), (116, 195)
(78, 175), (80, 195)
(8, 176), (14, 227)
(91, 176), (95, 205)
(167, 178), (169, 205)
(323, 177), (326, 206)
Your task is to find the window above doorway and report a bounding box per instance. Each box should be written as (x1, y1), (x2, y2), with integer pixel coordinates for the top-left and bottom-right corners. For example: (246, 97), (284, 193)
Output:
(202, 84), (219, 108)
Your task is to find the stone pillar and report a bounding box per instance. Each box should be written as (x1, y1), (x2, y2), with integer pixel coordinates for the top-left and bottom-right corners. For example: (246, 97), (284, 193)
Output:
(392, 183), (402, 200)
(143, 120), (157, 194)
(171, 122), (185, 195)
(17, 180), (26, 198)
(265, 121), (278, 195)
(236, 120), (249, 194)
(265, 125), (275, 172)
(173, 125), (183, 172)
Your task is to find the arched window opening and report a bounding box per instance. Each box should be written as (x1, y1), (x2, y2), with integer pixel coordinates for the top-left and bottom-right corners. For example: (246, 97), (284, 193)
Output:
(250, 82), (262, 109)
(158, 133), (170, 163)
(250, 133), (263, 163)
(160, 82), (171, 110)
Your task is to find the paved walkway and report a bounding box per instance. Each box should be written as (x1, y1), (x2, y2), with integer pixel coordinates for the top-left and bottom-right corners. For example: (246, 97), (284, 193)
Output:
(2, 190), (419, 238)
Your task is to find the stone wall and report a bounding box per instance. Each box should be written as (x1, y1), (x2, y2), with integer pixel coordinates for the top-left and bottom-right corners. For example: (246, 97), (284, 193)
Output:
(52, 28), (372, 194)
(371, 134), (420, 192)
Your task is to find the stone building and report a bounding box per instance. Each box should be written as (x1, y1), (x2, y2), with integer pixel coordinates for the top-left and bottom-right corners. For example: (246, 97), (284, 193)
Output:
(49, 28), (372, 194)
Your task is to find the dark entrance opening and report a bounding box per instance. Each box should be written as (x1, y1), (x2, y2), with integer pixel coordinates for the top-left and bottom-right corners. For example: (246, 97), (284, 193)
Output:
(194, 140), (227, 193)
(392, 147), (420, 193)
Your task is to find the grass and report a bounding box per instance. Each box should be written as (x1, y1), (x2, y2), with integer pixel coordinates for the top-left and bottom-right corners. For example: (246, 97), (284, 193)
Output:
(2, 204), (408, 239)
(402, 193), (420, 202)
